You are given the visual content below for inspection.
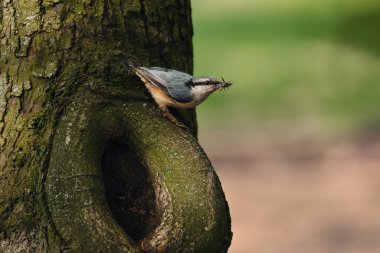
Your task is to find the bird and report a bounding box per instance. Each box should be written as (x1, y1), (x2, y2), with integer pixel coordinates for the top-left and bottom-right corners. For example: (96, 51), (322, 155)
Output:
(129, 64), (232, 127)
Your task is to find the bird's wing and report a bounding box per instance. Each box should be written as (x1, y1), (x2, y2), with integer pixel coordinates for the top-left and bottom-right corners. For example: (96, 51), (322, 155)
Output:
(132, 67), (169, 92)
(135, 67), (194, 103)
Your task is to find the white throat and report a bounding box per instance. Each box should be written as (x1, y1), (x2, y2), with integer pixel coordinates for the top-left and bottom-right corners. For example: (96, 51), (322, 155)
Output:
(190, 85), (215, 104)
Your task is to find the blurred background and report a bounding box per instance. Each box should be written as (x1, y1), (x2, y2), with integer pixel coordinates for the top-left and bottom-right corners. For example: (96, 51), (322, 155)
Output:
(191, 0), (380, 252)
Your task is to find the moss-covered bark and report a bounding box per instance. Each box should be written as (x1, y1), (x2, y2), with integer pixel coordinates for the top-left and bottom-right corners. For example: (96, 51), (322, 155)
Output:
(0, 1), (231, 252)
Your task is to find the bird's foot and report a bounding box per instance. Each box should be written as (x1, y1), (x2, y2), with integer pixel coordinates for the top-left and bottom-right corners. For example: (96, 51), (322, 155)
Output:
(164, 111), (187, 128)
(160, 106), (187, 128)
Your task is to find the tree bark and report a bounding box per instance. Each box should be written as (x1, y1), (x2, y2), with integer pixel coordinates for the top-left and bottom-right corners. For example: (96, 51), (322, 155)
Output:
(0, 1), (231, 252)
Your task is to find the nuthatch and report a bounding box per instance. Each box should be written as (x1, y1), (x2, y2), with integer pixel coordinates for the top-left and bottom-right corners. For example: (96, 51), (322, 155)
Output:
(129, 65), (232, 127)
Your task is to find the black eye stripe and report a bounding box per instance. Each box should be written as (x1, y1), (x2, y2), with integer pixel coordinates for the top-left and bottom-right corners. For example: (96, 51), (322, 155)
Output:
(186, 79), (194, 87)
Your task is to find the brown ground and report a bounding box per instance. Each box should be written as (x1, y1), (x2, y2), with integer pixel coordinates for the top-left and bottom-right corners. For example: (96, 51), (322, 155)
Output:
(200, 132), (380, 253)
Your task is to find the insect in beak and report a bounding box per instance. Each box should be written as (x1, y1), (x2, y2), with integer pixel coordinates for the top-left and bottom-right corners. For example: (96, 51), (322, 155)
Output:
(220, 77), (232, 90)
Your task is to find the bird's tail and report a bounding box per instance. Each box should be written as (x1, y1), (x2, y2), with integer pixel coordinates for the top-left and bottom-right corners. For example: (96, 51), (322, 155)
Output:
(118, 57), (139, 70)
(124, 60), (137, 69)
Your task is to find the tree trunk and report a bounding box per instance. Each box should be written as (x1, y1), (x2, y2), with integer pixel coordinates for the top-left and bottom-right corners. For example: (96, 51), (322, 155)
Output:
(0, 1), (231, 252)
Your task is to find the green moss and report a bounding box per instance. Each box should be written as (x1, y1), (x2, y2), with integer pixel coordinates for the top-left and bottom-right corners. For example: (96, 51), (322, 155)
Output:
(13, 153), (27, 167)
(31, 111), (49, 135)
(59, 29), (73, 50)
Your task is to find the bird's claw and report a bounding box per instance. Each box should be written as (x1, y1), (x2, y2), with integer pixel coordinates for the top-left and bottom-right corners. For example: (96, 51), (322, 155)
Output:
(164, 112), (187, 128)
(174, 121), (187, 128)
(160, 106), (188, 129)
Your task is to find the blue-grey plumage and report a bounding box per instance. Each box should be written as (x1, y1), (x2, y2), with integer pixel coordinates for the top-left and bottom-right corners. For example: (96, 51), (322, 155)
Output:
(137, 67), (194, 104)
(130, 66), (231, 107)
(129, 64), (232, 127)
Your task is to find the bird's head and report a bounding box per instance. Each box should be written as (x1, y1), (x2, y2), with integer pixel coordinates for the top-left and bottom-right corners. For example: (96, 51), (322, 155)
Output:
(192, 76), (232, 91)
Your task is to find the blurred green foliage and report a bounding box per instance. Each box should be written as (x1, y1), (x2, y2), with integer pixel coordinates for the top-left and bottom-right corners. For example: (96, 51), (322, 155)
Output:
(192, 0), (380, 135)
